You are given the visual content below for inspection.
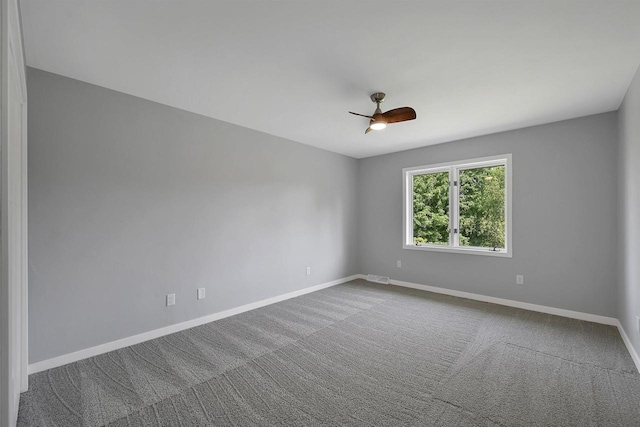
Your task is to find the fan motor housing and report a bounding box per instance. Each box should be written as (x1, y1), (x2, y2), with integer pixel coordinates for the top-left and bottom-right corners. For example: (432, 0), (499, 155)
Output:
(370, 92), (386, 103)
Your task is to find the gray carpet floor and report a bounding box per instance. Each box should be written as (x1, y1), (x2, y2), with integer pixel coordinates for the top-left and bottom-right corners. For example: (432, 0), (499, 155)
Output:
(17, 279), (640, 426)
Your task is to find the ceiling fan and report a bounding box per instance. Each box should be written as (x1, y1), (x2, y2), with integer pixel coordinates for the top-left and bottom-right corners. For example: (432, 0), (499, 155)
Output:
(349, 92), (416, 134)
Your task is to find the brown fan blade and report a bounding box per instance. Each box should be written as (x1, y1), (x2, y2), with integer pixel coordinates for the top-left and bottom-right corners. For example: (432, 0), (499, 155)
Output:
(381, 107), (416, 124)
(365, 127), (373, 134)
(349, 111), (374, 119)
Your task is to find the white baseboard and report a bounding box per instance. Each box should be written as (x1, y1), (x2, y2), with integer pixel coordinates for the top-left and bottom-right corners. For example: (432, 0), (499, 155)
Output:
(388, 279), (618, 326)
(30, 274), (640, 376)
(28, 275), (360, 375)
(615, 320), (640, 373)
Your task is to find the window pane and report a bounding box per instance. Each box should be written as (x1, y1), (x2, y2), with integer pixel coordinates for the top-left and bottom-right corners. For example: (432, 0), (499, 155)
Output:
(459, 165), (505, 249)
(413, 172), (449, 245)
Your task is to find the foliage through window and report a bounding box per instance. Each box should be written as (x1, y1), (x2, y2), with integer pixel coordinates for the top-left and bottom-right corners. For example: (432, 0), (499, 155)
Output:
(403, 155), (511, 257)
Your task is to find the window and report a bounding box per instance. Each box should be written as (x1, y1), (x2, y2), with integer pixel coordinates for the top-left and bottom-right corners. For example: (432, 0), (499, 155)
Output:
(403, 154), (512, 257)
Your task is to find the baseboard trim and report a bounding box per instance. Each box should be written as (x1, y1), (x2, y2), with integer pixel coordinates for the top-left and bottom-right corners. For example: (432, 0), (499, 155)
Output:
(615, 320), (640, 373)
(386, 278), (640, 373)
(387, 279), (619, 326)
(31, 274), (638, 376)
(29, 274), (360, 375)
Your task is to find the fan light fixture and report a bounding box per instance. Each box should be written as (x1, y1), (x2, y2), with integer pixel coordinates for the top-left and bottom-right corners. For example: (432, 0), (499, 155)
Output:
(348, 92), (416, 134)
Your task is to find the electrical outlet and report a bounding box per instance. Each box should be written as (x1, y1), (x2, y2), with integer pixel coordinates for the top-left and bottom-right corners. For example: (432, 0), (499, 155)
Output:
(197, 288), (205, 300)
(636, 316), (639, 333)
(306, 266), (311, 276)
(166, 293), (175, 306)
(397, 260), (402, 268)
(516, 275), (524, 285)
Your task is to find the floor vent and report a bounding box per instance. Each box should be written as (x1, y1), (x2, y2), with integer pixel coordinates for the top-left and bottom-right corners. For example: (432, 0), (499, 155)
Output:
(366, 274), (390, 284)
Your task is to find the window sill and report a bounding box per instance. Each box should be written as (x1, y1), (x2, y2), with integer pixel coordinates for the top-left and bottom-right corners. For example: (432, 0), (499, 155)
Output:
(403, 244), (512, 258)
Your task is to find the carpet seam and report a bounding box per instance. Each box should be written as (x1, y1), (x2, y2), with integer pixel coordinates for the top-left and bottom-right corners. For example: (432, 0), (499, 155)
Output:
(503, 341), (639, 376)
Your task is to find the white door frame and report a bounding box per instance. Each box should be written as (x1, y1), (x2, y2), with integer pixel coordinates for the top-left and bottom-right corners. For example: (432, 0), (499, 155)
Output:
(1, 0), (28, 424)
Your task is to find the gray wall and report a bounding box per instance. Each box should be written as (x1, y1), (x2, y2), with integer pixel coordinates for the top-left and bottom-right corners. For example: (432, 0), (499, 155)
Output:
(358, 113), (619, 317)
(619, 65), (640, 356)
(27, 68), (359, 363)
(28, 67), (625, 365)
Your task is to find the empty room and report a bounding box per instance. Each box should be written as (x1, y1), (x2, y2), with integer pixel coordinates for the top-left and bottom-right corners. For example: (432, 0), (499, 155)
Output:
(2, 0), (640, 426)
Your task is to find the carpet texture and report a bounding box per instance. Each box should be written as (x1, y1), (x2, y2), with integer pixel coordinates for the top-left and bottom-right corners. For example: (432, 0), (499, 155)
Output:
(18, 280), (640, 426)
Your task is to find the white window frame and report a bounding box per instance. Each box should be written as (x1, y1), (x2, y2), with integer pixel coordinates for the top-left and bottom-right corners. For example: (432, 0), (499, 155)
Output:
(403, 154), (512, 258)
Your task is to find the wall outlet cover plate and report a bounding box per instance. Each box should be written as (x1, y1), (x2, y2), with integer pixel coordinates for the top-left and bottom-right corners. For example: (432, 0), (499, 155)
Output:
(167, 294), (176, 306)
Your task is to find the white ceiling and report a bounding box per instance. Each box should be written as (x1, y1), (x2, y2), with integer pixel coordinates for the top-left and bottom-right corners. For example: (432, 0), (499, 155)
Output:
(20, 1), (640, 158)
